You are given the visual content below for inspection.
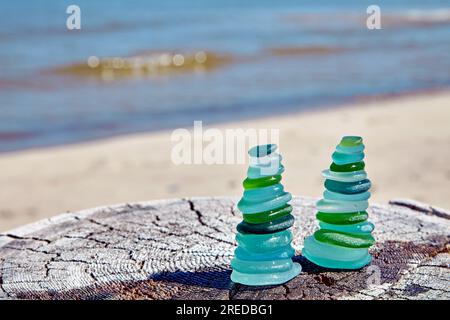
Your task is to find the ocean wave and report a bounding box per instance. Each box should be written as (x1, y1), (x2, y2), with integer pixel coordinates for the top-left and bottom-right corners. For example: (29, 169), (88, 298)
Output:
(383, 8), (450, 27)
(403, 9), (450, 22)
(0, 131), (35, 142)
(0, 19), (168, 41)
(51, 51), (233, 81)
(284, 8), (450, 30)
(269, 46), (345, 56)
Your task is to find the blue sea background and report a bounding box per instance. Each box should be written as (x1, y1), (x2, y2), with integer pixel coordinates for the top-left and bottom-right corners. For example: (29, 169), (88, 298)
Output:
(0, 0), (449, 152)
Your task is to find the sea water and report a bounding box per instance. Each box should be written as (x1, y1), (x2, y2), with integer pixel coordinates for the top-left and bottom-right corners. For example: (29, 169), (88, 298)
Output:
(0, 0), (449, 151)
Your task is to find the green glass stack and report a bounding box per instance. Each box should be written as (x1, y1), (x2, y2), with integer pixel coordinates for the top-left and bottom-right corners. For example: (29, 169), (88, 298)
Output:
(302, 136), (375, 269)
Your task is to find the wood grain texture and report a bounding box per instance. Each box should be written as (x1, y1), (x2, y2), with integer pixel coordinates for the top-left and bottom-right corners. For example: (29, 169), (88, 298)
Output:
(0, 197), (448, 300)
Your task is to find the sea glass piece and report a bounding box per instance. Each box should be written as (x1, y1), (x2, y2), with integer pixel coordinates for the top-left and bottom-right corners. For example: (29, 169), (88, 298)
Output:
(313, 229), (375, 248)
(330, 161), (365, 172)
(303, 136), (375, 269)
(243, 204), (292, 224)
(303, 235), (369, 261)
(231, 144), (301, 285)
(231, 258), (293, 274)
(316, 211), (368, 225)
(339, 136), (363, 147)
(249, 153), (282, 167)
(319, 221), (375, 234)
(336, 144), (365, 154)
(231, 264), (301, 286)
(243, 183), (284, 202)
(237, 214), (295, 234)
(316, 199), (369, 213)
(332, 151), (365, 165)
(321, 169), (367, 182)
(234, 245), (295, 261)
(324, 179), (371, 194)
(302, 236), (371, 269)
(248, 143), (277, 157)
(236, 229), (293, 252)
(247, 164), (284, 179)
(323, 190), (371, 201)
(243, 175), (281, 189)
(238, 192), (292, 214)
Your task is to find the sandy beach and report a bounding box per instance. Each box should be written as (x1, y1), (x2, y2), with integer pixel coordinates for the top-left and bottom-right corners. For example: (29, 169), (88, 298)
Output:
(1, 91), (449, 231)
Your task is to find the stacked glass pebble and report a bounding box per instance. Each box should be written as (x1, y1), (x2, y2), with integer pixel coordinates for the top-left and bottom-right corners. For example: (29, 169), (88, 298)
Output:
(302, 136), (375, 269)
(230, 144), (301, 285)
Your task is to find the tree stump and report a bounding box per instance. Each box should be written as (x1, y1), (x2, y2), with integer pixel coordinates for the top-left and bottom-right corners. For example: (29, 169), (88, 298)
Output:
(0, 197), (448, 300)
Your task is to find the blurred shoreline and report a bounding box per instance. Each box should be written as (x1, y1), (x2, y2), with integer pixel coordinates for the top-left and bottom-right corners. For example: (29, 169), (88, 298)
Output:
(1, 89), (449, 231)
(1, 85), (448, 155)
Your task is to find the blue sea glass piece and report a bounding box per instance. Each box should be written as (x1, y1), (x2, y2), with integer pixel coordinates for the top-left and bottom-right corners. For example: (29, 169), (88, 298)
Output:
(302, 236), (371, 269)
(236, 230), (292, 252)
(248, 154), (283, 177)
(332, 151), (364, 165)
(335, 144), (365, 154)
(232, 230), (301, 285)
(234, 245), (295, 261)
(243, 183), (284, 202)
(323, 190), (371, 201)
(231, 258), (293, 274)
(324, 179), (371, 194)
(249, 153), (282, 167)
(247, 164), (285, 179)
(316, 199), (369, 213)
(231, 263), (301, 286)
(238, 192), (292, 214)
(319, 221), (375, 234)
(248, 144), (277, 157)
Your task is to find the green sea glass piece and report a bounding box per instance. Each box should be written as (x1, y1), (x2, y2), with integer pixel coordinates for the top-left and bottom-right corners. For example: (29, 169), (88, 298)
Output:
(316, 211), (368, 225)
(231, 144), (301, 285)
(330, 161), (365, 172)
(303, 136), (374, 269)
(340, 136), (363, 147)
(237, 214), (295, 234)
(243, 175), (281, 189)
(243, 204), (292, 224)
(313, 229), (375, 248)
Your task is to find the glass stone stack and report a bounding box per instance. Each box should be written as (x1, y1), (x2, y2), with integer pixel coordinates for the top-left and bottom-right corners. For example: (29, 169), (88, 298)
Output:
(230, 144), (301, 285)
(302, 136), (375, 270)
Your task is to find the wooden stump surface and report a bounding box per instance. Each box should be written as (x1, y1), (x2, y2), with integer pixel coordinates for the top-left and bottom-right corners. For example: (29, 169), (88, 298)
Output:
(0, 196), (448, 300)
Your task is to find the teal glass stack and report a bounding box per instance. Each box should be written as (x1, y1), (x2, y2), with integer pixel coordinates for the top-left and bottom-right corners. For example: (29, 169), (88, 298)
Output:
(302, 136), (375, 269)
(230, 144), (301, 286)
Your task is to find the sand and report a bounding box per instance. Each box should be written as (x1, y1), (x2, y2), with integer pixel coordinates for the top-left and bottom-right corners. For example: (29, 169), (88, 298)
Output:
(1, 91), (449, 231)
